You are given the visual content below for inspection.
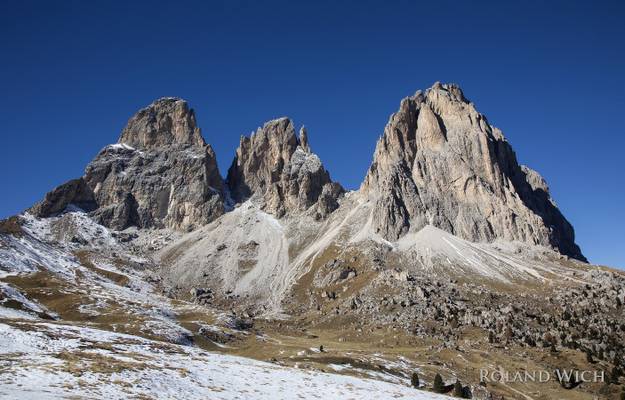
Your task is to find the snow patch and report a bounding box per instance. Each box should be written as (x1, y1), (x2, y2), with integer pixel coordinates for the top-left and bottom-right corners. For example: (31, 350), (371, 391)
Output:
(107, 143), (136, 151)
(0, 321), (448, 400)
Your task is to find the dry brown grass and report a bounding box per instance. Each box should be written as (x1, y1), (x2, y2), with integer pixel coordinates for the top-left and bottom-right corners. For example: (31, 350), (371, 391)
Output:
(229, 318), (611, 400)
(2, 270), (89, 320)
(56, 351), (149, 375)
(1, 269), (170, 343)
(74, 250), (130, 286)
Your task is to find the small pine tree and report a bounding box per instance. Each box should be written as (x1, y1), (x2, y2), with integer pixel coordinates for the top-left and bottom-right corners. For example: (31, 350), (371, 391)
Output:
(488, 331), (495, 344)
(558, 373), (576, 388)
(503, 326), (513, 343)
(433, 373), (445, 393)
(586, 350), (594, 363)
(319, 344), (324, 352)
(453, 380), (463, 397)
(411, 372), (420, 388)
(550, 343), (557, 354)
(612, 366), (621, 384)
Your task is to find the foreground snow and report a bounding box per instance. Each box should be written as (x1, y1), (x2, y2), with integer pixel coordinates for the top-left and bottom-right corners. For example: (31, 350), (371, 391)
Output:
(0, 319), (447, 400)
(0, 210), (446, 399)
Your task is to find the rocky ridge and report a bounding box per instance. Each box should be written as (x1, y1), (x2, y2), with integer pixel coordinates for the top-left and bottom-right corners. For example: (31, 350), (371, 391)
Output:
(32, 100), (344, 231)
(28, 85), (588, 308)
(30, 85), (584, 260)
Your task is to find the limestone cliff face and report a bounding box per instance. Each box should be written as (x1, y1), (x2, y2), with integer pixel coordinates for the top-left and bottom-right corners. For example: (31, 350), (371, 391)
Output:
(32, 98), (225, 231)
(226, 118), (343, 219)
(361, 82), (585, 261)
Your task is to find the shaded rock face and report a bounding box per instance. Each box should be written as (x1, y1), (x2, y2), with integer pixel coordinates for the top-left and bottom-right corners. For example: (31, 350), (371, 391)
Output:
(227, 119), (343, 219)
(30, 178), (97, 217)
(33, 98), (225, 231)
(362, 82), (585, 261)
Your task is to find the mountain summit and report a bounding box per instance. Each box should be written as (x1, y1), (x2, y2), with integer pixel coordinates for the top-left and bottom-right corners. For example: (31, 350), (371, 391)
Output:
(226, 118), (344, 219)
(361, 82), (584, 261)
(118, 97), (207, 149)
(31, 98), (225, 231)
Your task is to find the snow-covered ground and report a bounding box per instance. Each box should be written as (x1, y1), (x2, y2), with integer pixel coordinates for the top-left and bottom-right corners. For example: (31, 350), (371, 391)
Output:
(0, 209), (451, 399)
(0, 201), (596, 400)
(0, 320), (447, 400)
(0, 210), (197, 343)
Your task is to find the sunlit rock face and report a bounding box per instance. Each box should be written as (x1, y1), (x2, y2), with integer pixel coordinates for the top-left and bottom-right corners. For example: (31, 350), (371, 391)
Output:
(227, 118), (343, 219)
(361, 82), (584, 261)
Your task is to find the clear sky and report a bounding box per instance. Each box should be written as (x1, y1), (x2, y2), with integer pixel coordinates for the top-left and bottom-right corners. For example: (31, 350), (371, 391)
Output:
(1, 1), (624, 268)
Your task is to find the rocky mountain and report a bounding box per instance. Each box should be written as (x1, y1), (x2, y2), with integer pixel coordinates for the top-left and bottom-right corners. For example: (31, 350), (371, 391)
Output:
(3, 84), (623, 400)
(31, 98), (225, 231)
(226, 118), (344, 219)
(362, 82), (584, 260)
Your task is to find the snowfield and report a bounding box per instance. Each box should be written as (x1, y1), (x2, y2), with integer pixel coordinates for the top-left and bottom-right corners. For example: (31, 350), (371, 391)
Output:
(0, 319), (447, 400)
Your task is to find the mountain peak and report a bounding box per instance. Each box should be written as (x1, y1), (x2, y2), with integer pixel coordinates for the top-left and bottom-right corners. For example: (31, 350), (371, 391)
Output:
(118, 97), (206, 150)
(428, 81), (466, 101)
(361, 84), (585, 261)
(32, 98), (224, 231)
(227, 118), (343, 218)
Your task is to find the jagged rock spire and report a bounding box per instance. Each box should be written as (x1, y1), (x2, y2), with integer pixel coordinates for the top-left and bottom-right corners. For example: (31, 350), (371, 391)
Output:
(227, 118), (343, 219)
(299, 126), (310, 153)
(362, 82), (585, 261)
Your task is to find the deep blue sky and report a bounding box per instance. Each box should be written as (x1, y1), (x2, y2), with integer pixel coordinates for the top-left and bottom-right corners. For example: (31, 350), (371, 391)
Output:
(1, 1), (624, 268)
